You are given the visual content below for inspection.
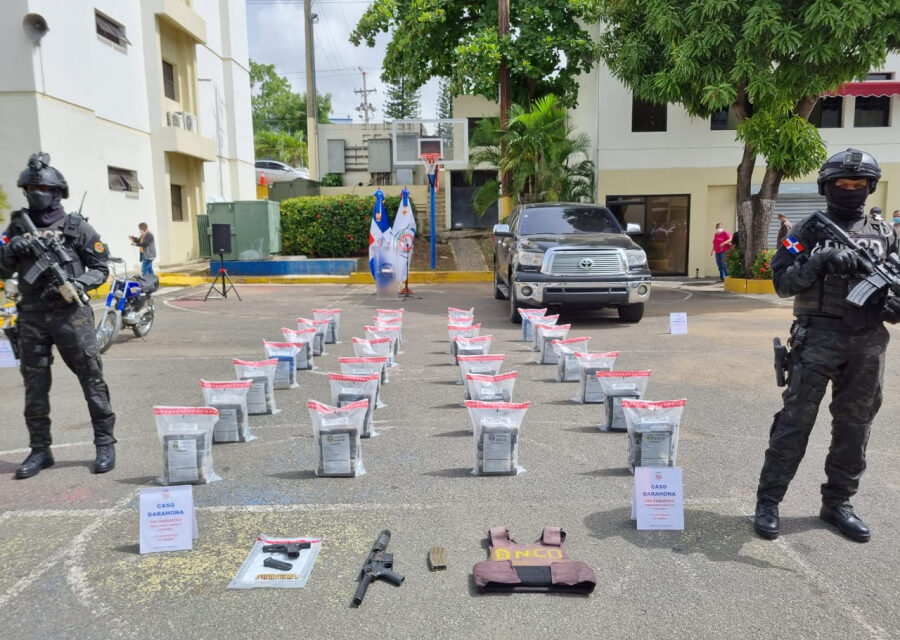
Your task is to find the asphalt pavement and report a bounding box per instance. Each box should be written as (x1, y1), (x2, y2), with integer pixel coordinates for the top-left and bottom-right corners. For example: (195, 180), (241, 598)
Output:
(1, 280), (899, 640)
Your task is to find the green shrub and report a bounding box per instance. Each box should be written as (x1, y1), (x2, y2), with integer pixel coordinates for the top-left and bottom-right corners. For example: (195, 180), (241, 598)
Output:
(320, 173), (343, 187)
(280, 194), (418, 258)
(724, 246), (745, 278)
(750, 249), (776, 280)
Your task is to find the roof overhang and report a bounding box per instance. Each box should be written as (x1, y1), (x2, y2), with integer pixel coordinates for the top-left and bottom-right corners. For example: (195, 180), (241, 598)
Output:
(826, 81), (900, 98)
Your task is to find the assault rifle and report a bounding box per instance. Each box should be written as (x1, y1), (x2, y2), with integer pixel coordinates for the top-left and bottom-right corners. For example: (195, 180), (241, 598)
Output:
(352, 529), (404, 606)
(809, 211), (900, 306)
(19, 214), (90, 306)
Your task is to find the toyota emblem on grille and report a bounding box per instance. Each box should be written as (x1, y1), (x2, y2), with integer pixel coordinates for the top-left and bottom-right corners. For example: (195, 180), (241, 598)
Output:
(579, 258), (594, 270)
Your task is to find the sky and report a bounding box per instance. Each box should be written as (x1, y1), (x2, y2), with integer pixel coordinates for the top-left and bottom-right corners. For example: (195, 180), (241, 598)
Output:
(245, 0), (441, 123)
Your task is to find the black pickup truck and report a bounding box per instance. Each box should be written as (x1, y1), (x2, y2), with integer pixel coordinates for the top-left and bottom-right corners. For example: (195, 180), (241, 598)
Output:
(492, 203), (652, 323)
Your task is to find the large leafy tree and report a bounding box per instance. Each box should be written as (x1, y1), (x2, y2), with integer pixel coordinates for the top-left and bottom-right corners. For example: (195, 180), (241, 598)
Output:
(469, 95), (595, 214)
(250, 60), (332, 164)
(350, 1), (601, 107)
(383, 76), (421, 120)
(590, 0), (900, 270)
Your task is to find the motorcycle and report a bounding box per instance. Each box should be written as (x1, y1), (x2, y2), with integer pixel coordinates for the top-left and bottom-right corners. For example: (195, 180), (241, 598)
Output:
(95, 257), (158, 353)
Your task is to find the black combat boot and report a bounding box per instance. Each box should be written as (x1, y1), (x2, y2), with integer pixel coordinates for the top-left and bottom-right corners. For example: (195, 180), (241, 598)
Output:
(92, 443), (116, 474)
(753, 501), (780, 539)
(15, 447), (55, 479)
(820, 503), (870, 543)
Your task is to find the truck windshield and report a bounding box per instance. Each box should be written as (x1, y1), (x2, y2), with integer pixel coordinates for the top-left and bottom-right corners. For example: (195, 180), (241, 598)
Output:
(519, 206), (623, 235)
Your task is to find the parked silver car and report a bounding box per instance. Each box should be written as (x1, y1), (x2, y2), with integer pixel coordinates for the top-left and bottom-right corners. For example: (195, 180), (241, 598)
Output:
(255, 160), (309, 184)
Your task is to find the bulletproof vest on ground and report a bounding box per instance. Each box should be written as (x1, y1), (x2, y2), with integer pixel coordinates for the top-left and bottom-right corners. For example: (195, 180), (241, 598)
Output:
(473, 526), (596, 594)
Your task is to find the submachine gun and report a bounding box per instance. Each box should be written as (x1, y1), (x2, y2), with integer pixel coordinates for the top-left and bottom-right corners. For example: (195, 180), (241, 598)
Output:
(809, 211), (900, 306)
(352, 529), (404, 606)
(20, 214), (90, 307)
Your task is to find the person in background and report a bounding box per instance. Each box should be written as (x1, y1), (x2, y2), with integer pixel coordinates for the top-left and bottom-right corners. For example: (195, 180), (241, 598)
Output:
(711, 223), (732, 281)
(775, 214), (793, 248)
(893, 210), (900, 233)
(129, 223), (156, 275)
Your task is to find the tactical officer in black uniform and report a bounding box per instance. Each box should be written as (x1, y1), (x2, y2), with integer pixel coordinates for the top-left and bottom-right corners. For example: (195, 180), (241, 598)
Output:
(754, 149), (900, 542)
(0, 153), (117, 479)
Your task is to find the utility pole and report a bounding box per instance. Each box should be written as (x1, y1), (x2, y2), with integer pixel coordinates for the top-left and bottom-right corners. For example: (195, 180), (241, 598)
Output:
(355, 68), (376, 124)
(498, 0), (511, 218)
(304, 0), (319, 180)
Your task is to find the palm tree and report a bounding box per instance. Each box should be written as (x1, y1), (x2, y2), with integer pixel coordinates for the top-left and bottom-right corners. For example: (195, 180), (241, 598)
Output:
(468, 94), (595, 215)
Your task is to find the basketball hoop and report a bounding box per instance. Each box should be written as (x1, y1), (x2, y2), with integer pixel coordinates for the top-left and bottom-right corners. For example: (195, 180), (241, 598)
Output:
(421, 152), (441, 176)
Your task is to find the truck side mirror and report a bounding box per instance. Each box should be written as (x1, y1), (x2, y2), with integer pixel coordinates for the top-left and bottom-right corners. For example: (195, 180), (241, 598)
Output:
(626, 223), (641, 235)
(493, 224), (512, 237)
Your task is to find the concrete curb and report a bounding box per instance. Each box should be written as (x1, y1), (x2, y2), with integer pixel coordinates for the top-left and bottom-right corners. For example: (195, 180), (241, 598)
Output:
(157, 270), (492, 287)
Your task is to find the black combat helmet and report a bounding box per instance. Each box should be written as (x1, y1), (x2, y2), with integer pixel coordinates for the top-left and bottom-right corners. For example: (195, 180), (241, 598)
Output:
(17, 152), (69, 199)
(817, 148), (880, 195)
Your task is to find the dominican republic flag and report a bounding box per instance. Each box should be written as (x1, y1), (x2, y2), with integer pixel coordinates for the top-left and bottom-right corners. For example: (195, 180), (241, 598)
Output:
(782, 235), (804, 254)
(391, 188), (416, 283)
(368, 189), (395, 286)
(0, 232), (8, 245)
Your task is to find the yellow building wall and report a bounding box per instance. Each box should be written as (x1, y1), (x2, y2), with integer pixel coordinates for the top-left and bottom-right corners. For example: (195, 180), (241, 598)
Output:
(599, 164), (898, 279)
(159, 21), (198, 119)
(164, 153), (204, 261)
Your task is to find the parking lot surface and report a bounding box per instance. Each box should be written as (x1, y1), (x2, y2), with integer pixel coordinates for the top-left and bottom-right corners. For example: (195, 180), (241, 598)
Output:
(2, 281), (899, 639)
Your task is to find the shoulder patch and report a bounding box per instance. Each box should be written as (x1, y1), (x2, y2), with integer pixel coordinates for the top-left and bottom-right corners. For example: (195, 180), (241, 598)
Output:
(94, 241), (105, 253)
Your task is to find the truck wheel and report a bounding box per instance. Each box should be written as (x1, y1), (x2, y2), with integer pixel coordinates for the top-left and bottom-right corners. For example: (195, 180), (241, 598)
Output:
(508, 278), (521, 324)
(617, 303), (644, 323)
(493, 259), (506, 300)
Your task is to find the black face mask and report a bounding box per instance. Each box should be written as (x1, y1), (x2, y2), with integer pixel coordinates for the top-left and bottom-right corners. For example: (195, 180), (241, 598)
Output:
(25, 186), (56, 212)
(824, 181), (868, 219)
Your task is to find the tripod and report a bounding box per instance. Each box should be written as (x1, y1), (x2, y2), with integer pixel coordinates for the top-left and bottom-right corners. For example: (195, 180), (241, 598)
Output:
(203, 252), (241, 301)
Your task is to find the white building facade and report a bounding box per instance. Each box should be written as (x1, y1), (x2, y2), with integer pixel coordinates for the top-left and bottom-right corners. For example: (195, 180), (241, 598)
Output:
(454, 52), (900, 278)
(0, 0), (255, 267)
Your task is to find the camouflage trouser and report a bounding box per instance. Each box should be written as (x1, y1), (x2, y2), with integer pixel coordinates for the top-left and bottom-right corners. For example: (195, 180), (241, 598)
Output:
(757, 323), (888, 506)
(17, 305), (116, 448)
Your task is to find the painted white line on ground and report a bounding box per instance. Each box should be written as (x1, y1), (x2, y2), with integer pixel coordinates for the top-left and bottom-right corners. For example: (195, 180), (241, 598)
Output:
(0, 440), (97, 456)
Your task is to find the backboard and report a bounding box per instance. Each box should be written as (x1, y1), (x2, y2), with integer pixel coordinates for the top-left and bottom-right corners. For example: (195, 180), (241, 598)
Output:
(391, 119), (469, 168)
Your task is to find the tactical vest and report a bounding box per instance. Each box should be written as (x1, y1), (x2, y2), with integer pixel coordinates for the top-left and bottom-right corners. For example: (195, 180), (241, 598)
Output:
(792, 211), (895, 330)
(8, 210), (88, 307)
(473, 526), (596, 594)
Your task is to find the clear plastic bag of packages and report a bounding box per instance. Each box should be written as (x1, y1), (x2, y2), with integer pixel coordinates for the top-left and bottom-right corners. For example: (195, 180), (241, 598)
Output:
(465, 401), (530, 476)
(295, 318), (324, 355)
(536, 324), (571, 364)
(518, 307), (548, 342)
(465, 371), (517, 404)
(453, 335), (493, 364)
(307, 400), (368, 477)
(233, 358), (280, 415)
(313, 308), (341, 344)
(448, 306), (475, 320)
(228, 535), (323, 589)
(457, 354), (505, 385)
(373, 316), (403, 345)
(595, 371), (651, 432)
(280, 329), (316, 370)
(573, 351), (620, 403)
(365, 325), (401, 357)
(375, 308), (404, 319)
(446, 314), (474, 327)
(530, 315), (560, 351)
(622, 398), (685, 472)
(448, 323), (481, 357)
(553, 337), (590, 381)
(200, 379), (255, 443)
(339, 356), (389, 385)
(328, 373), (380, 437)
(352, 337), (394, 367)
(154, 406), (221, 485)
(263, 341), (301, 389)
(310, 320), (330, 356)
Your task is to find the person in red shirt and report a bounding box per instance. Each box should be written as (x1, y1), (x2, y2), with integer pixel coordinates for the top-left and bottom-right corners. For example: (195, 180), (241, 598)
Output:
(711, 223), (732, 281)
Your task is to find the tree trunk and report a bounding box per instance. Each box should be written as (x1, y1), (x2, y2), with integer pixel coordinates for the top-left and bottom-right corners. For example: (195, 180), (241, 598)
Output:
(737, 163), (784, 273)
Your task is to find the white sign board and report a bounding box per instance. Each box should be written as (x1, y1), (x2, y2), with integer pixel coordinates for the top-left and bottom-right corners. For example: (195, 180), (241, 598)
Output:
(0, 338), (18, 368)
(139, 485), (198, 554)
(632, 467), (684, 530)
(668, 312), (688, 335)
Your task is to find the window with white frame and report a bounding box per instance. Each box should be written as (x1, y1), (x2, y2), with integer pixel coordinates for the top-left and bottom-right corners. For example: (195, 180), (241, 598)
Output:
(95, 12), (130, 47)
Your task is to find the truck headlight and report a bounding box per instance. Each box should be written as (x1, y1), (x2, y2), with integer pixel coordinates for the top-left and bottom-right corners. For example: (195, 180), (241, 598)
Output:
(516, 250), (545, 268)
(625, 249), (647, 268)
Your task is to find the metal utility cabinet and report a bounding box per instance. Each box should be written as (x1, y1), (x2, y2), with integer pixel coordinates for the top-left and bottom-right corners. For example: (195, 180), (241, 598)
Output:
(203, 200), (282, 260)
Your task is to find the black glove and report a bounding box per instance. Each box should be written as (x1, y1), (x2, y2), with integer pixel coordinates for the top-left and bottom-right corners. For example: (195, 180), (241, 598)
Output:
(825, 248), (858, 276)
(7, 235), (34, 258)
(883, 296), (900, 324)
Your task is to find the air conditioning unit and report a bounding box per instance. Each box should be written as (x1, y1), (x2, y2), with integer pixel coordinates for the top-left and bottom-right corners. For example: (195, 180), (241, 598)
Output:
(166, 111), (183, 128)
(182, 112), (197, 133)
